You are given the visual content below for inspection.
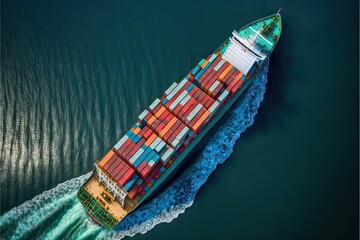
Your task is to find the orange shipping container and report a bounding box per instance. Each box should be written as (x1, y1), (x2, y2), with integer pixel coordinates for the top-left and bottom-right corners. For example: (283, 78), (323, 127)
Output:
(98, 150), (115, 168)
(159, 117), (178, 138)
(132, 127), (141, 135)
(155, 106), (166, 118)
(233, 72), (243, 83)
(145, 133), (157, 146)
(218, 64), (233, 81)
(193, 111), (210, 131)
(147, 116), (157, 126)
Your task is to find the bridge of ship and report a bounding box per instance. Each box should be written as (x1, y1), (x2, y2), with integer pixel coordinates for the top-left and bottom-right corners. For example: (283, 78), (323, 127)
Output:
(220, 14), (281, 76)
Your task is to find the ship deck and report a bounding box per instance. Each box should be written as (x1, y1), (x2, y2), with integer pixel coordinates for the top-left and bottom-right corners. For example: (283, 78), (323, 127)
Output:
(83, 175), (133, 221)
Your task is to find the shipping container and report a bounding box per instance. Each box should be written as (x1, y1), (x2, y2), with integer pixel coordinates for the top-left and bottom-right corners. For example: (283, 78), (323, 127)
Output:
(124, 175), (140, 192)
(218, 64), (233, 81)
(164, 82), (178, 96)
(159, 146), (175, 164)
(119, 168), (135, 186)
(149, 98), (161, 111)
(110, 161), (126, 177)
(164, 79), (188, 102)
(196, 57), (222, 83)
(114, 164), (130, 182)
(99, 150), (115, 168)
(113, 135), (129, 151)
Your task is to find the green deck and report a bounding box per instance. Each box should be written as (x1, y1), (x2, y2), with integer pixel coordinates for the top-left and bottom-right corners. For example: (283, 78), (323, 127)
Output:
(77, 187), (118, 229)
(238, 14), (281, 54)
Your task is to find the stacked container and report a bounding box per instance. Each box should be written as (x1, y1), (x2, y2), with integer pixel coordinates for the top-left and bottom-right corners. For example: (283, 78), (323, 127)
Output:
(96, 50), (252, 201)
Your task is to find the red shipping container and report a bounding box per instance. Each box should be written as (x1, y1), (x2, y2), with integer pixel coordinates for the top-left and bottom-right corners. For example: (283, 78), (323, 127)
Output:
(231, 79), (244, 93)
(125, 139), (145, 161)
(201, 69), (216, 85)
(119, 168), (135, 186)
(151, 102), (162, 115)
(173, 104), (184, 115)
(138, 126), (149, 137)
(204, 76), (217, 93)
(165, 112), (174, 122)
(188, 86), (197, 96)
(197, 92), (207, 103)
(119, 140), (135, 159)
(181, 103), (196, 120)
(110, 161), (126, 177)
(103, 154), (119, 171)
(141, 164), (151, 178)
(167, 135), (176, 144)
(156, 122), (166, 133)
(107, 158), (121, 175)
(225, 70), (241, 86)
(179, 98), (196, 118)
(114, 164), (129, 181)
(117, 138), (131, 156)
(128, 185), (139, 199)
(221, 69), (234, 84)
(204, 61), (229, 90)
(197, 57), (222, 83)
(138, 161), (147, 172)
(159, 109), (170, 122)
(143, 128), (153, 140)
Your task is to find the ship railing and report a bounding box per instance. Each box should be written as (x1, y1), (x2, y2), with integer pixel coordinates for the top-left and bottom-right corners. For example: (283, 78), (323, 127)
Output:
(95, 164), (128, 207)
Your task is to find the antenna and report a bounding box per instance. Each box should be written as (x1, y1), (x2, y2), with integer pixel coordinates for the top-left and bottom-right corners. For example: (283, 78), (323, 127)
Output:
(278, 8), (282, 13)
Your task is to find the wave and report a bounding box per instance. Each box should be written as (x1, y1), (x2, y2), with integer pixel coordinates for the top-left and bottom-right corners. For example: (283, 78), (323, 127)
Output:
(0, 62), (269, 240)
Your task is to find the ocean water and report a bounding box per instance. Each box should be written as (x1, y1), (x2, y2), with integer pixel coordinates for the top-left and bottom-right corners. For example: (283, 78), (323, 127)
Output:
(1, 0), (358, 239)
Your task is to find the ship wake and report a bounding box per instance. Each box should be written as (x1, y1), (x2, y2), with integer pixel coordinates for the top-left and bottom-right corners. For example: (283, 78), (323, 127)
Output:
(0, 62), (269, 240)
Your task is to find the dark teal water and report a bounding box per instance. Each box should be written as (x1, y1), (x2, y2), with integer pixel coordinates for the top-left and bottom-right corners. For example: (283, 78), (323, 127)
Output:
(1, 0), (359, 239)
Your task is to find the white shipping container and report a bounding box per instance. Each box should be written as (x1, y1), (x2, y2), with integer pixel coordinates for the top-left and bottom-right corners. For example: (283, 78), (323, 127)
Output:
(138, 109), (149, 121)
(114, 135), (129, 150)
(160, 146), (175, 164)
(165, 82), (178, 96)
(176, 126), (190, 141)
(154, 140), (166, 153)
(166, 78), (188, 101)
(148, 159), (155, 167)
(171, 138), (180, 148)
(214, 59), (225, 71)
(208, 101), (220, 114)
(149, 137), (162, 149)
(180, 95), (191, 106)
(169, 90), (188, 110)
(209, 53), (217, 62)
(129, 148), (145, 164)
(208, 80), (221, 93)
(217, 90), (229, 103)
(186, 104), (203, 122)
(149, 98), (161, 111)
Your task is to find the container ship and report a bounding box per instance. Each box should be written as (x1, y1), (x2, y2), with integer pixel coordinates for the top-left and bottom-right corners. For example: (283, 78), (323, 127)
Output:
(77, 12), (282, 229)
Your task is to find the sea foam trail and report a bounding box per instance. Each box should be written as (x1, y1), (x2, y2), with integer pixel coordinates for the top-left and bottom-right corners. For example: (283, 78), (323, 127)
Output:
(0, 62), (268, 240)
